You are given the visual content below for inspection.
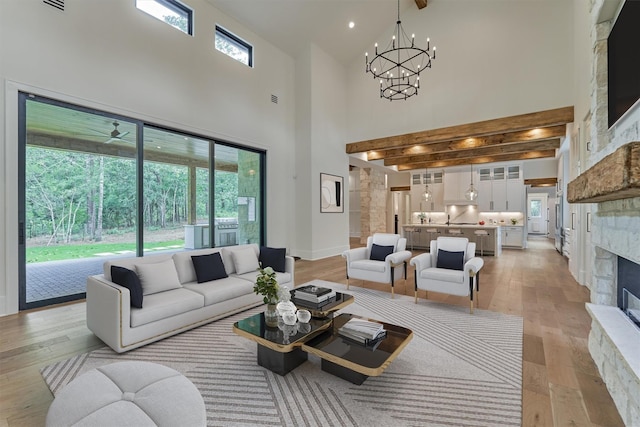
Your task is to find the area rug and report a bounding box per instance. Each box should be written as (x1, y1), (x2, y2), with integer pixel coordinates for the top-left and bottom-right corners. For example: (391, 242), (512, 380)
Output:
(41, 282), (523, 426)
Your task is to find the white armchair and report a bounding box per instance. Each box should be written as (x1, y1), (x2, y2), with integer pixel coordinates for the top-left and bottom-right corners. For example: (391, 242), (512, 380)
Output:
(342, 233), (412, 298)
(410, 237), (484, 313)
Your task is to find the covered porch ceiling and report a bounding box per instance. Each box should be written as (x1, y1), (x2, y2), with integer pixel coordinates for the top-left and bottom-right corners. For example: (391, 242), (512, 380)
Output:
(25, 100), (239, 172)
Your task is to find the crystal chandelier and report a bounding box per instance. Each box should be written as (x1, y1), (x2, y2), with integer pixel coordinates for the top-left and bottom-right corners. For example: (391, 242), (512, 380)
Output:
(365, 0), (436, 101)
(465, 164), (478, 201)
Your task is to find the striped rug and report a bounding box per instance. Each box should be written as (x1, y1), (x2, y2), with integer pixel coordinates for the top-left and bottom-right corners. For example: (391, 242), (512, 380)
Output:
(41, 282), (523, 426)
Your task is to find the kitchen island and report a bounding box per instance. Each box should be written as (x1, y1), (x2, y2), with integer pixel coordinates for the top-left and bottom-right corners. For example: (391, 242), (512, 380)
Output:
(403, 224), (502, 256)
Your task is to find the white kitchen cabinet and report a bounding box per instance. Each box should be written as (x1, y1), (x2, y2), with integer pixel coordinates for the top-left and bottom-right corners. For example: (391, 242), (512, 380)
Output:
(505, 165), (524, 212)
(477, 166), (505, 211)
(411, 171), (444, 212)
(501, 226), (524, 247)
(477, 164), (523, 212)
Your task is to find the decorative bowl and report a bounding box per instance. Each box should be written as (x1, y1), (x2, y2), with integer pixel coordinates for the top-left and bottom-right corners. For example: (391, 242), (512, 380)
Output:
(282, 311), (298, 326)
(296, 309), (311, 323)
(276, 301), (296, 316)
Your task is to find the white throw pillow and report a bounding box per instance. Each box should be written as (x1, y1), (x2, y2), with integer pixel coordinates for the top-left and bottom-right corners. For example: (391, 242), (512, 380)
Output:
(135, 259), (182, 295)
(231, 247), (260, 275)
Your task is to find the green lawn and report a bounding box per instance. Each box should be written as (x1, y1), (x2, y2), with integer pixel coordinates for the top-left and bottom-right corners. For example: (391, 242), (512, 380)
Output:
(26, 240), (184, 263)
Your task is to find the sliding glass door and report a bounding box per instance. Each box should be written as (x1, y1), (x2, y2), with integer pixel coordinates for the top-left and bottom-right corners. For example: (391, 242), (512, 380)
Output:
(18, 94), (265, 310)
(19, 95), (139, 309)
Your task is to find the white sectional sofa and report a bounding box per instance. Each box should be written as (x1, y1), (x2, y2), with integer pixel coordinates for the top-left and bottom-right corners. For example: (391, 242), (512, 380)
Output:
(86, 244), (294, 353)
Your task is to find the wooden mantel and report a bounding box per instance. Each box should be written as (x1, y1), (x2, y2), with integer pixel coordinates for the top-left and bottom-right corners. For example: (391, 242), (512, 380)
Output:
(567, 142), (640, 203)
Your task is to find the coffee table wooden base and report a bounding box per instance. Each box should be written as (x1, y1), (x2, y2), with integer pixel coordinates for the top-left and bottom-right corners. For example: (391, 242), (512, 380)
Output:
(321, 359), (368, 385)
(257, 344), (308, 376)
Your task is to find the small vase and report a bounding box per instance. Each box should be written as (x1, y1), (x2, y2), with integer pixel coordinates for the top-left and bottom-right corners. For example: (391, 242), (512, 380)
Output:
(264, 303), (278, 327)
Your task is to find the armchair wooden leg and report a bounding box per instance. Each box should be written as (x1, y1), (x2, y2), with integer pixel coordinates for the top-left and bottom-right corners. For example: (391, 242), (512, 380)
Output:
(414, 290), (417, 303)
(392, 286), (395, 299)
(470, 299), (474, 314)
(346, 278), (350, 290)
(390, 266), (395, 299)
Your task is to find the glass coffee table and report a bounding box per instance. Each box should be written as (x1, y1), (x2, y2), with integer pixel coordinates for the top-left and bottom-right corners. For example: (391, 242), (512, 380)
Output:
(302, 313), (413, 384)
(233, 309), (413, 384)
(233, 312), (332, 375)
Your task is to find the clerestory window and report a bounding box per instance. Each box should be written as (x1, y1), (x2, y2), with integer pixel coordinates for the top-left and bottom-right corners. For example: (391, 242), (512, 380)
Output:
(136, 0), (193, 35)
(215, 25), (253, 67)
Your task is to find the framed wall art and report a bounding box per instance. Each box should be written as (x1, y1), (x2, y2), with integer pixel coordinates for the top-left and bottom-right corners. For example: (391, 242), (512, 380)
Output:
(320, 173), (344, 213)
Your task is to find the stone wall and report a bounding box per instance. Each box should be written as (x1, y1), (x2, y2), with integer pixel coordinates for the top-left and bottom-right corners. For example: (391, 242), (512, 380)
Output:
(586, 2), (640, 425)
(587, 305), (640, 426)
(359, 168), (387, 244)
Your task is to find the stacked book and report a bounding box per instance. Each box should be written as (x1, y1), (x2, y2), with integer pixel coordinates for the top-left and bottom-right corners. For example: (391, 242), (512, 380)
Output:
(293, 285), (336, 304)
(338, 318), (387, 347)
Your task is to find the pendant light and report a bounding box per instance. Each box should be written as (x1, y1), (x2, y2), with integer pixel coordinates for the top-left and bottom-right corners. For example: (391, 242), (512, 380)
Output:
(423, 168), (433, 201)
(465, 164), (478, 201)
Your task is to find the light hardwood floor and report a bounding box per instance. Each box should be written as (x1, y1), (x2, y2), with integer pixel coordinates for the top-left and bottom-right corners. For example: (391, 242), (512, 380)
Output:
(0, 237), (625, 426)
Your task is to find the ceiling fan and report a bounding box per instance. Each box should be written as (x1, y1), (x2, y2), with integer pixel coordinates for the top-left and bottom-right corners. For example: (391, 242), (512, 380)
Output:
(92, 121), (130, 143)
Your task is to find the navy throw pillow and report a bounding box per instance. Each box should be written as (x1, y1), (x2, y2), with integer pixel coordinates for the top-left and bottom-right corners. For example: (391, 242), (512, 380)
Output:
(370, 244), (395, 261)
(191, 252), (228, 283)
(111, 266), (144, 308)
(436, 249), (465, 271)
(259, 246), (287, 272)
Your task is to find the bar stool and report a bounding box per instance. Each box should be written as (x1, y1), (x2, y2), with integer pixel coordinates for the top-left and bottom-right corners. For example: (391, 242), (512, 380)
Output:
(405, 227), (417, 250)
(474, 229), (490, 256)
(425, 228), (439, 251)
(448, 228), (462, 236)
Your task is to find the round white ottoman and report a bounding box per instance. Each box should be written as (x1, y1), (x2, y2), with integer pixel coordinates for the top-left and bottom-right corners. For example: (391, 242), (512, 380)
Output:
(46, 361), (206, 427)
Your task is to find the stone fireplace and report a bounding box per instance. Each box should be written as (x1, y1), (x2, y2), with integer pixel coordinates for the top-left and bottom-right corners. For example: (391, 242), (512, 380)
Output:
(567, 90), (640, 427)
(564, 2), (640, 423)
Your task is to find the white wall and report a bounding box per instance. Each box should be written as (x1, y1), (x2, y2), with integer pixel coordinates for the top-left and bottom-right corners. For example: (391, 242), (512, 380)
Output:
(346, 0), (575, 142)
(308, 45), (350, 259)
(0, 0), (296, 315)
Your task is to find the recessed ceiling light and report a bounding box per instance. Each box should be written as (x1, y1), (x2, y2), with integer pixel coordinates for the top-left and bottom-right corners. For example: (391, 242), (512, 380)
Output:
(348, 21), (355, 29)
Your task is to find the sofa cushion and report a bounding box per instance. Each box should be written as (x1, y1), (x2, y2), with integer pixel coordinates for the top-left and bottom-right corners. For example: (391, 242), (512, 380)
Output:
(135, 259), (182, 296)
(259, 246), (286, 272)
(350, 259), (387, 273)
(171, 248), (222, 285)
(191, 252), (228, 283)
(110, 266), (143, 308)
(420, 267), (465, 284)
(231, 246), (260, 274)
(370, 244), (394, 261)
(436, 249), (465, 271)
(183, 277), (255, 306)
(130, 288), (204, 327)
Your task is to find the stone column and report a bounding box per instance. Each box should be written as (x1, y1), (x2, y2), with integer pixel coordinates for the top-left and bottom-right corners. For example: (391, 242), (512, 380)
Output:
(590, 19), (611, 155)
(359, 168), (387, 244)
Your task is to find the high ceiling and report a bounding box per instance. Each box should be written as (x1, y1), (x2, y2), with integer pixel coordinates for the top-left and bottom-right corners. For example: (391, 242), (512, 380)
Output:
(206, 0), (573, 171)
(205, 0), (420, 65)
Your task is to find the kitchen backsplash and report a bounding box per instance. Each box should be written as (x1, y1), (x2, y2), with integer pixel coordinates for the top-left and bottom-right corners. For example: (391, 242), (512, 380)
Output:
(411, 206), (524, 225)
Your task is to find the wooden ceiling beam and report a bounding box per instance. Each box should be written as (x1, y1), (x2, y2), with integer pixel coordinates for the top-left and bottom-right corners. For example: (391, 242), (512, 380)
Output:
(415, 0), (428, 9)
(396, 150), (557, 170)
(367, 125), (566, 161)
(385, 138), (560, 166)
(524, 177), (558, 187)
(346, 106), (573, 154)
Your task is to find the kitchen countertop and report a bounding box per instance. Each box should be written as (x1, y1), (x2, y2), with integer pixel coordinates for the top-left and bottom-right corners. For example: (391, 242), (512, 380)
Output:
(404, 224), (501, 229)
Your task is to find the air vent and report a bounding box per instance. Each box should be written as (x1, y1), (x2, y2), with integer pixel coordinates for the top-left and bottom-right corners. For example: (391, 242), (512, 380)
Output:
(271, 94), (278, 104)
(43, 0), (64, 11)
